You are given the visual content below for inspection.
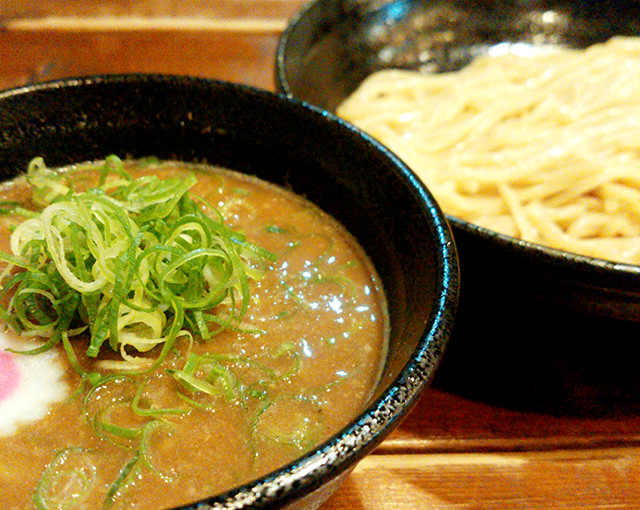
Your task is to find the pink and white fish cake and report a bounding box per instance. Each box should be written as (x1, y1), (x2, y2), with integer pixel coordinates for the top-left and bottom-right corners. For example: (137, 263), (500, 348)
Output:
(0, 333), (68, 437)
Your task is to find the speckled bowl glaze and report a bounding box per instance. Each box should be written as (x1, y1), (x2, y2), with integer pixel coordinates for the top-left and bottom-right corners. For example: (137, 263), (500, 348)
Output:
(0, 75), (458, 509)
(276, 0), (640, 416)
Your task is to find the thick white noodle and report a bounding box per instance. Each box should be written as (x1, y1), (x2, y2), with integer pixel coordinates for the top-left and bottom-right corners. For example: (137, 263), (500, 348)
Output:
(337, 37), (640, 264)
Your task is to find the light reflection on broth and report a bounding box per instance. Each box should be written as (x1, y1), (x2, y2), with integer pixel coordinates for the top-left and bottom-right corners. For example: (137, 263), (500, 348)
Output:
(0, 159), (389, 509)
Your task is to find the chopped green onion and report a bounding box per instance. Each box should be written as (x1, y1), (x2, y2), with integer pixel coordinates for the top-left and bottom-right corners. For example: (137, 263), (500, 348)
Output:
(138, 420), (177, 482)
(103, 452), (142, 509)
(131, 380), (190, 417)
(34, 447), (98, 510)
(0, 157), (275, 374)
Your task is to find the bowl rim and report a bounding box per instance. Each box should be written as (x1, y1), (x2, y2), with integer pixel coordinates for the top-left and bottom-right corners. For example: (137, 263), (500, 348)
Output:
(274, 0), (640, 293)
(0, 73), (460, 509)
(450, 216), (640, 289)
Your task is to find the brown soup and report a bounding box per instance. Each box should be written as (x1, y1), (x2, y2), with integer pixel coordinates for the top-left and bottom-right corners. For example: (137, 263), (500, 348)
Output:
(0, 158), (388, 509)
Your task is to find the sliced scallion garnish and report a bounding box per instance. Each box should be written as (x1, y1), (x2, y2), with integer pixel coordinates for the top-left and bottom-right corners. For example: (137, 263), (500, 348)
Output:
(34, 447), (98, 510)
(0, 156), (275, 373)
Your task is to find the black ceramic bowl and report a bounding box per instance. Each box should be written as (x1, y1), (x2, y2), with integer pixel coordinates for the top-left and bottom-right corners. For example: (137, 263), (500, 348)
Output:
(0, 75), (458, 509)
(276, 0), (640, 415)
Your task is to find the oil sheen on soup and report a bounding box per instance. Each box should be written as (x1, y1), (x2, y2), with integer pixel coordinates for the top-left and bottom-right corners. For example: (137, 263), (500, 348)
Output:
(0, 158), (389, 509)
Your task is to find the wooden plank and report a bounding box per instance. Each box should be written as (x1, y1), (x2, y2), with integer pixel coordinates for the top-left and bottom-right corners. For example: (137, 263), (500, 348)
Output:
(4, 17), (288, 34)
(322, 447), (640, 509)
(380, 388), (640, 453)
(0, 0), (306, 20)
(0, 28), (282, 91)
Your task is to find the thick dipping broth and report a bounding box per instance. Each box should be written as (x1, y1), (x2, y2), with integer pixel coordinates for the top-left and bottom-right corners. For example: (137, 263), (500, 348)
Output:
(0, 159), (389, 509)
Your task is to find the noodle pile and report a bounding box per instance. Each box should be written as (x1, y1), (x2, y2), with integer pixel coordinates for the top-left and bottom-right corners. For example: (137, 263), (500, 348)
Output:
(337, 36), (640, 264)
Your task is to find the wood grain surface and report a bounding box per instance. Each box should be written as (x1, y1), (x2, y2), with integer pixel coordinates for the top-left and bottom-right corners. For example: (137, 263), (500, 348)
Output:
(1, 2), (639, 508)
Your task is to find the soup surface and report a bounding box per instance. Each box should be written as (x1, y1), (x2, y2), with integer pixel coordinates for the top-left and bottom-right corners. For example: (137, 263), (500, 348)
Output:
(0, 158), (388, 509)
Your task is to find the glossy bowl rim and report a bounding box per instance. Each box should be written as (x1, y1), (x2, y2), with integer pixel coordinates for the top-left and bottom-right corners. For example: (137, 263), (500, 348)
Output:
(0, 73), (460, 509)
(274, 0), (640, 292)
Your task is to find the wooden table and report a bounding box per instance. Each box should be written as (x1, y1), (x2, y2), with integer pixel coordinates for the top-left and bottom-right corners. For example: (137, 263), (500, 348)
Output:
(2, 1), (640, 508)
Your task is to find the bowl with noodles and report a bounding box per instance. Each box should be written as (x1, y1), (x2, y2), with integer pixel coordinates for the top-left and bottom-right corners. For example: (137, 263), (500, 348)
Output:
(276, 0), (640, 414)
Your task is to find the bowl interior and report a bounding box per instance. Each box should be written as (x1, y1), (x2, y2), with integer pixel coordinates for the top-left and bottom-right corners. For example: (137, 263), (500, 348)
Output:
(0, 75), (458, 507)
(277, 0), (640, 112)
